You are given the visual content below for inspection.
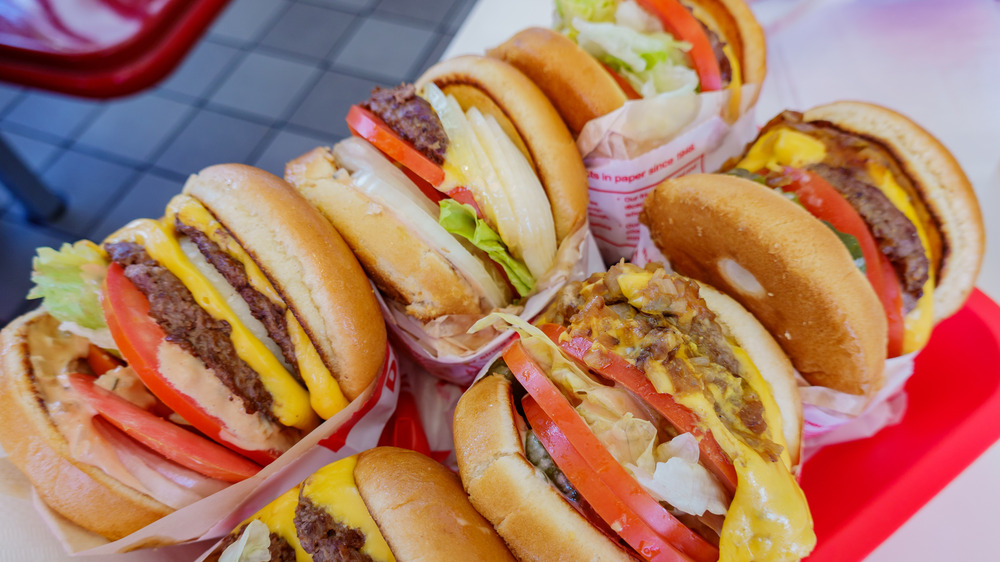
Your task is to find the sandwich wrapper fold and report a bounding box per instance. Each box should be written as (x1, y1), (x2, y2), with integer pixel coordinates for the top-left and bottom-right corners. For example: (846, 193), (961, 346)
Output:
(576, 84), (760, 265)
(16, 344), (401, 556)
(630, 226), (919, 463)
(379, 223), (604, 386)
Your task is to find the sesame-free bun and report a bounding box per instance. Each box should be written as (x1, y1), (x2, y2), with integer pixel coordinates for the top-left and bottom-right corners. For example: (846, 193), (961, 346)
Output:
(0, 310), (173, 540)
(184, 164), (386, 400)
(800, 101), (984, 322)
(641, 173), (888, 397)
(354, 447), (515, 561)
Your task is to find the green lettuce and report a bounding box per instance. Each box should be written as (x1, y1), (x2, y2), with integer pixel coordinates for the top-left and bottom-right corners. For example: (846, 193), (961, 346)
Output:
(27, 241), (109, 330)
(438, 199), (535, 297)
(555, 0), (617, 38)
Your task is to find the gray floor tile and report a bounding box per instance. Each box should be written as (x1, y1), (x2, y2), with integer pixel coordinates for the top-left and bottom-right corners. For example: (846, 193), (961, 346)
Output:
(261, 3), (356, 61)
(302, 0), (375, 14)
(3, 92), (102, 139)
(254, 129), (334, 176)
(89, 172), (184, 242)
(414, 33), (451, 76)
(288, 71), (380, 138)
(376, 0), (459, 26)
(160, 40), (244, 99)
(0, 218), (73, 324)
(0, 83), (24, 116)
(331, 17), (437, 82)
(155, 109), (271, 175)
(75, 93), (195, 163)
(444, 0), (478, 34)
(209, 0), (290, 45)
(1, 131), (61, 171)
(210, 52), (321, 122)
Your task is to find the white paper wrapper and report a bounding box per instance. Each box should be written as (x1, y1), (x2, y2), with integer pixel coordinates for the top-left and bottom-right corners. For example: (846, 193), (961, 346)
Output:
(578, 85), (760, 264)
(25, 344), (400, 556)
(381, 224), (604, 386)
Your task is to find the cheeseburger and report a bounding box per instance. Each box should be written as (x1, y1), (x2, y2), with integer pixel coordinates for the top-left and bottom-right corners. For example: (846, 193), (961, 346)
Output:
(0, 164), (386, 539)
(454, 262), (815, 561)
(489, 0), (766, 135)
(207, 447), (515, 562)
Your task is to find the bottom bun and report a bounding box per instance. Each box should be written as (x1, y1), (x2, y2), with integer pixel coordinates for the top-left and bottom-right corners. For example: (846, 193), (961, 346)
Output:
(453, 373), (632, 561)
(0, 310), (172, 541)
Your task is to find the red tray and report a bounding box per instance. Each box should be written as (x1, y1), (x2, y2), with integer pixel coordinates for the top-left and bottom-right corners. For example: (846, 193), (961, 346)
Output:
(800, 288), (1000, 560)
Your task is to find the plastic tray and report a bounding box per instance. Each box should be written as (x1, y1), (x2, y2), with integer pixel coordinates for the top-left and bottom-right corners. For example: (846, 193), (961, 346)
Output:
(800, 288), (1000, 561)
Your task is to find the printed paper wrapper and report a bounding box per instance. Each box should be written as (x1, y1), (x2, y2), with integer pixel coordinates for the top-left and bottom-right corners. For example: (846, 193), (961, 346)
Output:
(630, 226), (918, 461)
(578, 85), (760, 264)
(380, 224), (604, 386)
(26, 344), (401, 556)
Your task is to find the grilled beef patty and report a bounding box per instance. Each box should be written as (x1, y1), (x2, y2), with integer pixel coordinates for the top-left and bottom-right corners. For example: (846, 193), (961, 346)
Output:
(294, 497), (374, 562)
(362, 84), (449, 165)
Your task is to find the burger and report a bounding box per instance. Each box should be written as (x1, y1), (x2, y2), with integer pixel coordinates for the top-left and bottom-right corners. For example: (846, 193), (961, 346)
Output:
(0, 164), (386, 540)
(284, 55), (588, 352)
(207, 447), (514, 561)
(488, 0), (766, 135)
(641, 101), (985, 396)
(454, 261), (815, 561)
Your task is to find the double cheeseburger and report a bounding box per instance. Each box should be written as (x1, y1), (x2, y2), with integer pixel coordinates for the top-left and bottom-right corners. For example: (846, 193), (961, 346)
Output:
(285, 56), (587, 343)
(641, 101), (984, 396)
(0, 165), (386, 540)
(455, 262), (815, 561)
(489, 0), (766, 135)
(207, 447), (514, 562)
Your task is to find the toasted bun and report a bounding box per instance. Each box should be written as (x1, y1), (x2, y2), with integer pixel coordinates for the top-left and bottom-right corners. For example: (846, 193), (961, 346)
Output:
(183, 164), (386, 400)
(0, 310), (172, 540)
(453, 373), (633, 561)
(416, 55), (589, 243)
(285, 148), (483, 320)
(800, 101), (984, 321)
(641, 174), (887, 397)
(354, 447), (514, 561)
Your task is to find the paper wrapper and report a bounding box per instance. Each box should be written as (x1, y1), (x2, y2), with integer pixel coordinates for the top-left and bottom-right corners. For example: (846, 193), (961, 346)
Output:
(578, 85), (760, 264)
(380, 224), (604, 386)
(24, 344), (400, 556)
(630, 227), (917, 461)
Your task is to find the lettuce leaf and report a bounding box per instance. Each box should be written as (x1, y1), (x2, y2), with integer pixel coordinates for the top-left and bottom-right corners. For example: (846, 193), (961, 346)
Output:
(27, 241), (109, 330)
(219, 519), (271, 562)
(438, 199), (534, 297)
(555, 0), (617, 38)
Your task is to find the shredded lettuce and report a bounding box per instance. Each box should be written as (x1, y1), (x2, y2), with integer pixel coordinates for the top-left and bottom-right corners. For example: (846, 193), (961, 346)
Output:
(219, 519), (271, 562)
(555, 0), (617, 38)
(439, 199), (535, 297)
(28, 241), (109, 330)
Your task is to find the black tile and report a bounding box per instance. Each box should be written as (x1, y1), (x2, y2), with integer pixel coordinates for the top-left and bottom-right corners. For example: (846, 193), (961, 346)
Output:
(160, 40), (243, 99)
(261, 3), (356, 60)
(155, 109), (271, 175)
(444, 0), (478, 34)
(0, 218), (73, 324)
(331, 16), (437, 82)
(0, 83), (24, 116)
(301, 0), (374, 14)
(89, 171), (184, 242)
(254, 128), (334, 176)
(375, 0), (459, 26)
(1, 130), (61, 171)
(209, 0), (290, 45)
(210, 52), (321, 122)
(3, 91), (102, 139)
(75, 93), (195, 163)
(288, 71), (380, 138)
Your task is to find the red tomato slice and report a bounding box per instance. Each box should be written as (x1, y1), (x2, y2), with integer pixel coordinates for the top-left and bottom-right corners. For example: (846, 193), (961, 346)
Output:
(88, 345), (123, 376)
(102, 262), (280, 465)
(539, 324), (738, 494)
(399, 164), (448, 205)
(637, 0), (723, 91)
(447, 186), (485, 219)
(776, 168), (904, 355)
(503, 342), (717, 562)
(68, 373), (260, 482)
(878, 252), (905, 357)
(599, 62), (643, 100)
(346, 105), (446, 187)
(523, 396), (692, 562)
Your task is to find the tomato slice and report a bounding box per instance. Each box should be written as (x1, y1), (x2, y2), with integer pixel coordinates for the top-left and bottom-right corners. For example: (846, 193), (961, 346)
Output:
(878, 252), (905, 357)
(68, 373), (260, 482)
(503, 342), (717, 562)
(776, 168), (904, 355)
(599, 61), (643, 100)
(637, 0), (723, 91)
(523, 396), (692, 562)
(346, 105), (446, 187)
(102, 262), (280, 465)
(539, 324), (738, 494)
(447, 186), (485, 219)
(88, 345), (124, 376)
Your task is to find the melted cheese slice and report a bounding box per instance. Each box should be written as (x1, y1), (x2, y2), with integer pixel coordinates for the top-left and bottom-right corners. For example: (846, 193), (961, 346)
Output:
(240, 485), (312, 562)
(303, 456), (395, 562)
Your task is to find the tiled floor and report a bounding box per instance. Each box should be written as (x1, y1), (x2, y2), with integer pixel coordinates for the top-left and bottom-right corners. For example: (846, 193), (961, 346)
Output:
(0, 0), (479, 324)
